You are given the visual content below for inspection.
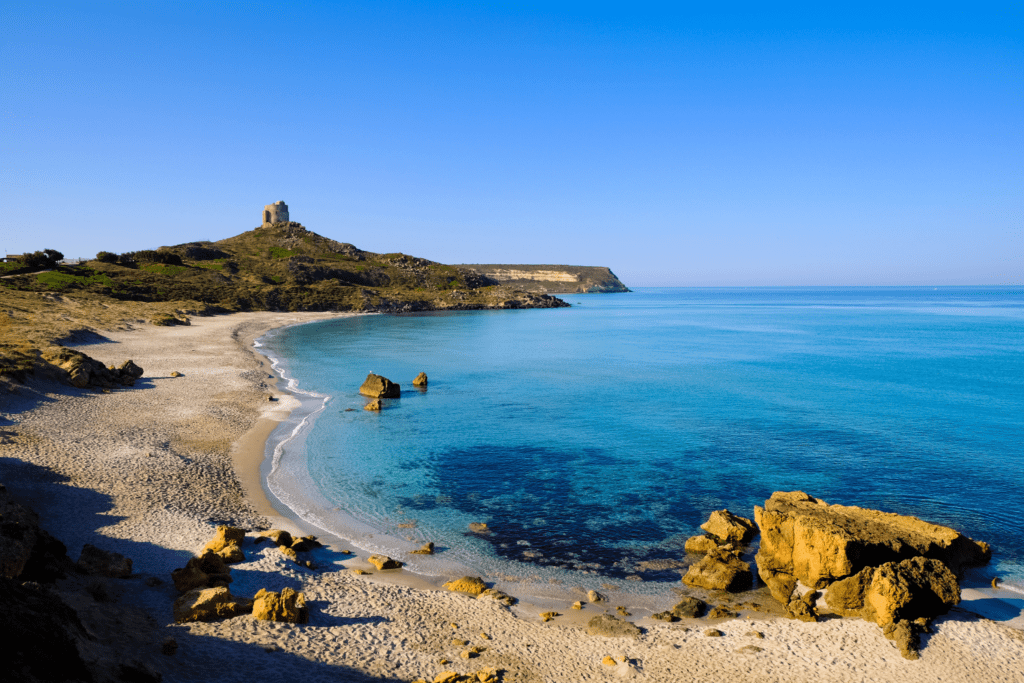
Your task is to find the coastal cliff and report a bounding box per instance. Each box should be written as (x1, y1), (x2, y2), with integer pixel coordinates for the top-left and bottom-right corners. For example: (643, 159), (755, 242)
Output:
(459, 264), (630, 294)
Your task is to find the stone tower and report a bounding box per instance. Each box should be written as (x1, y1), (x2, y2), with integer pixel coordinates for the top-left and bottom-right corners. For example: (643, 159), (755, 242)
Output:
(262, 201), (289, 226)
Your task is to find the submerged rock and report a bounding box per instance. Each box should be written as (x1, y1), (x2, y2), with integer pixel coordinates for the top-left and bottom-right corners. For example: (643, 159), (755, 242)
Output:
(359, 373), (400, 398)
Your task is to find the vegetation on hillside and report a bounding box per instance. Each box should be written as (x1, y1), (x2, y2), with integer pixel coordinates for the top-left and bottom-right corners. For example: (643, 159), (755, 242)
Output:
(0, 222), (568, 385)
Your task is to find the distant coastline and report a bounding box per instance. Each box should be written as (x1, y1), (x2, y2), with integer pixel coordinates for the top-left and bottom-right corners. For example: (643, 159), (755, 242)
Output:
(459, 264), (630, 293)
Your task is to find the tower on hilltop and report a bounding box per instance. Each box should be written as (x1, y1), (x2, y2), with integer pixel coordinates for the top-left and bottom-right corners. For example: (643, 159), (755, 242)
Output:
(262, 201), (289, 226)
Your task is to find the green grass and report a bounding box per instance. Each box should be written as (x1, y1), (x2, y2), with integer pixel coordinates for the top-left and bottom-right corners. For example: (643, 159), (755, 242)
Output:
(0, 261), (21, 274)
(269, 275), (284, 284)
(36, 270), (115, 290)
(268, 247), (298, 259)
(142, 264), (190, 276)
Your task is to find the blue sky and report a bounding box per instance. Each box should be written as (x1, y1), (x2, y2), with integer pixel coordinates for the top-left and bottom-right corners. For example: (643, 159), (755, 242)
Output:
(2, 2), (1020, 286)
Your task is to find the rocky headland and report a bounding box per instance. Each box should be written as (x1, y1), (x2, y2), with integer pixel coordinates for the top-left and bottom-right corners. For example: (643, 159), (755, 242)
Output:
(457, 264), (630, 293)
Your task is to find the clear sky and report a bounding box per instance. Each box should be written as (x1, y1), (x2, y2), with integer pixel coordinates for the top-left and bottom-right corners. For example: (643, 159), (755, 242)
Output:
(3, 2), (1021, 286)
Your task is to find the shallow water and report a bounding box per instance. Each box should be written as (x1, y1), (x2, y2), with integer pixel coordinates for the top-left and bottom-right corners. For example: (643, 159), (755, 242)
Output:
(260, 287), (1024, 595)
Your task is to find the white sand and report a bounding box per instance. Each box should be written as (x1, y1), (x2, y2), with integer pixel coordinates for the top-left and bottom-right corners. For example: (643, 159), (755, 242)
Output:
(1, 311), (1022, 683)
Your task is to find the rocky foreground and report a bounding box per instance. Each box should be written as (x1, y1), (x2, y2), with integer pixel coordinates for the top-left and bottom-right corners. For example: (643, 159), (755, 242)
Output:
(679, 492), (993, 659)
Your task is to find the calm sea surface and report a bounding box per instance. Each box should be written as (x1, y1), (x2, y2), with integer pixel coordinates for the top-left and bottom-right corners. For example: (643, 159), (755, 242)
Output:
(260, 287), (1024, 594)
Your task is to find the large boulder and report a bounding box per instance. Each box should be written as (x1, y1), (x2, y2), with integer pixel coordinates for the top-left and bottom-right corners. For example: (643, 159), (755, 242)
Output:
(252, 587), (309, 623)
(202, 525), (246, 563)
(359, 373), (400, 398)
(701, 509), (757, 544)
(754, 491), (990, 593)
(173, 586), (252, 623)
(682, 549), (753, 592)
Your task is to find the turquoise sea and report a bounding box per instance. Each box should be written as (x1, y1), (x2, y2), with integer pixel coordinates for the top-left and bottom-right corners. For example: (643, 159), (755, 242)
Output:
(259, 287), (1024, 598)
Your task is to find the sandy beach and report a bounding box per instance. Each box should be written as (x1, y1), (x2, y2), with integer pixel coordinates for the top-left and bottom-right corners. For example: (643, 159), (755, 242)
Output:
(1, 311), (1022, 683)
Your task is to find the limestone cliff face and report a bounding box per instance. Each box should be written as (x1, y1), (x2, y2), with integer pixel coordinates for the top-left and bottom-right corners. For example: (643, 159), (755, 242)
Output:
(459, 264), (630, 294)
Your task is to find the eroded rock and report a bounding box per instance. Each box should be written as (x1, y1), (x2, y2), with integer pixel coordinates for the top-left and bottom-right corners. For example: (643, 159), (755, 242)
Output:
(682, 549), (753, 592)
(172, 586), (252, 623)
(444, 575), (487, 596)
(252, 587), (309, 623)
(368, 554), (403, 570)
(701, 509), (757, 544)
(202, 525), (245, 564)
(171, 551), (232, 593)
(684, 535), (720, 555)
(359, 373), (400, 398)
(413, 372), (428, 386)
(754, 491), (990, 592)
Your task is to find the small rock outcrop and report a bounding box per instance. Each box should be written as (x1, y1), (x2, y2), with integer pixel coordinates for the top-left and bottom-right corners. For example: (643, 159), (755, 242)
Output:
(410, 541), (435, 555)
(701, 509), (757, 544)
(202, 525), (246, 564)
(173, 586), (252, 623)
(754, 491), (990, 599)
(444, 576), (487, 596)
(684, 535), (720, 555)
(359, 373), (400, 398)
(682, 548), (753, 592)
(255, 529), (293, 547)
(367, 554), (403, 570)
(171, 550), (233, 593)
(364, 399), (382, 411)
(651, 596), (707, 622)
(787, 590), (820, 622)
(77, 544), (132, 578)
(478, 588), (516, 605)
(586, 614), (641, 639)
(252, 587), (309, 623)
(41, 347), (145, 389)
(413, 372), (428, 386)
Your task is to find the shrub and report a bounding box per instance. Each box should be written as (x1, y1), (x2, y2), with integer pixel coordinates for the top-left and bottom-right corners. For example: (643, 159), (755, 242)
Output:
(21, 249), (64, 269)
(96, 251), (119, 263)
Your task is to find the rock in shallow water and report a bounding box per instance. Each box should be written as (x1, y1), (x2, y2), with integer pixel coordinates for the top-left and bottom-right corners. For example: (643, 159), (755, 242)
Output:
(682, 549), (753, 592)
(359, 373), (400, 398)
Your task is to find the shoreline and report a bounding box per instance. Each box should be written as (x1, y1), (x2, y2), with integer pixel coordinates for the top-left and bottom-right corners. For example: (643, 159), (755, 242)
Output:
(1, 310), (1022, 682)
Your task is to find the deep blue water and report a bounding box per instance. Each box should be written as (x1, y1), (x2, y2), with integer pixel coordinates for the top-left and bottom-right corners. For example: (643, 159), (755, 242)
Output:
(261, 287), (1024, 591)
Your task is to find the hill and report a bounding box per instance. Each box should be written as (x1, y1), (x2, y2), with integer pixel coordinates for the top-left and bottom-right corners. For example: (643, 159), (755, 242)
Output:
(0, 222), (568, 382)
(459, 264), (630, 293)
